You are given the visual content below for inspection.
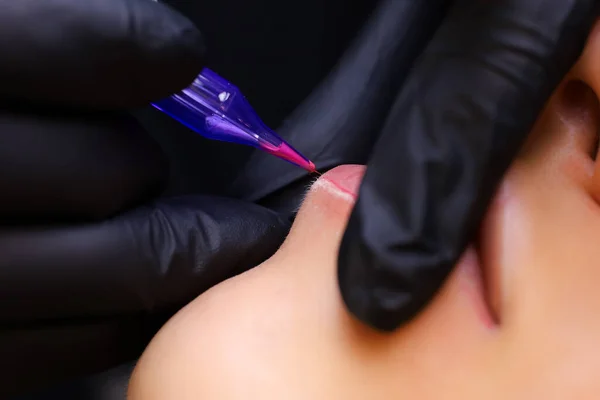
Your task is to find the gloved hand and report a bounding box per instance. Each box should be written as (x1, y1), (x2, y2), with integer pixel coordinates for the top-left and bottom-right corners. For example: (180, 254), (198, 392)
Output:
(337, 0), (600, 331)
(0, 0), (287, 394)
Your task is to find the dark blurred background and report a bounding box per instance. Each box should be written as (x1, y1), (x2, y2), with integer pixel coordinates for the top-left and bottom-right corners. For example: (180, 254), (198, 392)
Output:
(137, 0), (375, 196)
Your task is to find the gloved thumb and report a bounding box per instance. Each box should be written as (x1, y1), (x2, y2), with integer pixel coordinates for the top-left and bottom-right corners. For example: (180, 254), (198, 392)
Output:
(0, 195), (289, 323)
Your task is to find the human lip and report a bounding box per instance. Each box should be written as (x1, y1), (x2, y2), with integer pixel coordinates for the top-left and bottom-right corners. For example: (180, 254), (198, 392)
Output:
(319, 164), (366, 199)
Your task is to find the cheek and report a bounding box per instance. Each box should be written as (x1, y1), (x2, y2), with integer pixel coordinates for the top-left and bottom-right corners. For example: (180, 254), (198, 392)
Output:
(512, 173), (600, 327)
(489, 75), (600, 333)
(472, 152), (600, 396)
(491, 155), (600, 387)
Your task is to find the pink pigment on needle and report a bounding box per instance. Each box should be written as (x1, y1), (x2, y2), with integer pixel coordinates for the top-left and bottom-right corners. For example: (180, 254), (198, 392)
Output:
(264, 142), (317, 173)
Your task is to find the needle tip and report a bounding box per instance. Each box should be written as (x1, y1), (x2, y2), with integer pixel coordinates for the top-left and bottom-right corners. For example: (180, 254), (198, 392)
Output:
(308, 164), (322, 176)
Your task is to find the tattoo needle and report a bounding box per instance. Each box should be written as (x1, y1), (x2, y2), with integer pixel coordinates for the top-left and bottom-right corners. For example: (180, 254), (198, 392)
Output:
(151, 68), (317, 174)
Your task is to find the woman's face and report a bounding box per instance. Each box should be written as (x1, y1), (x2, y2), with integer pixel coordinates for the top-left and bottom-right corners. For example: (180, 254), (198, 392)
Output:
(129, 23), (600, 400)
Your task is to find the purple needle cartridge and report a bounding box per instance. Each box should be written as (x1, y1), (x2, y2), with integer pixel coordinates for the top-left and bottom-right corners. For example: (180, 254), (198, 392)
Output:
(151, 68), (317, 173)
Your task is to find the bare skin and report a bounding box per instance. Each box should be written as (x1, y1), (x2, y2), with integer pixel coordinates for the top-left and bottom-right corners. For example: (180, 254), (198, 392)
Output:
(128, 22), (600, 400)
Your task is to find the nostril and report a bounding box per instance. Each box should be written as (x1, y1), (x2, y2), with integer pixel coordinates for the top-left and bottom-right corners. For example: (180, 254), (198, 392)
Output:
(558, 80), (600, 159)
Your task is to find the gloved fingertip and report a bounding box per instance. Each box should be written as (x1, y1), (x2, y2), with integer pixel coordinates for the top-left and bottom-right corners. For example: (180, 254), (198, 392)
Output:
(156, 1), (206, 61)
(337, 257), (415, 333)
(337, 214), (432, 332)
(128, 0), (207, 103)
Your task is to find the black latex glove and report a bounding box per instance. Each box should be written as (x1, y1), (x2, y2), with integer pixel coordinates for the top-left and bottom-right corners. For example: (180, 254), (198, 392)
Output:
(335, 0), (600, 331)
(0, 0), (287, 394)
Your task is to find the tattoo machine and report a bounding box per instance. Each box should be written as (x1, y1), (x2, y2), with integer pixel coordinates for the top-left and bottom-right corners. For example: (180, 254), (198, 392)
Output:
(151, 68), (317, 173)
